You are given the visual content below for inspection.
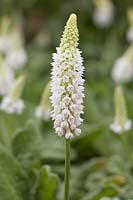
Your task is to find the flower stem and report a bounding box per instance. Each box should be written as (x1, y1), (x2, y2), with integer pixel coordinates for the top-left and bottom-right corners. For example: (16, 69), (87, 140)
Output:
(121, 133), (132, 164)
(64, 138), (70, 200)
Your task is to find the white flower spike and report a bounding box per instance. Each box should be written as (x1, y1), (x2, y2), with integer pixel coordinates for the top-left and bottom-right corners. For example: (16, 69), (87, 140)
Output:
(110, 86), (132, 134)
(5, 30), (27, 70)
(50, 14), (84, 139)
(112, 45), (133, 83)
(93, 0), (114, 28)
(0, 74), (26, 114)
(35, 82), (51, 121)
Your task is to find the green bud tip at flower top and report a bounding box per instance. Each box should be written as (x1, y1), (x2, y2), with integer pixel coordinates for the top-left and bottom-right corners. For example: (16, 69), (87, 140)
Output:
(60, 14), (79, 51)
(110, 86), (132, 134)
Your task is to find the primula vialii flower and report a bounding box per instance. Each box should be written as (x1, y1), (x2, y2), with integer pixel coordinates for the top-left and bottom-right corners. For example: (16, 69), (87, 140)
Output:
(112, 45), (133, 83)
(0, 74), (26, 114)
(0, 61), (14, 96)
(110, 86), (132, 134)
(35, 82), (51, 121)
(5, 29), (27, 70)
(127, 8), (133, 43)
(50, 14), (84, 139)
(0, 16), (12, 53)
(93, 0), (114, 28)
(0, 15), (27, 69)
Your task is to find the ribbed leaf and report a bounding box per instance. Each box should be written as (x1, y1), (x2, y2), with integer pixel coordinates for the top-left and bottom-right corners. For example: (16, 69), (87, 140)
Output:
(37, 166), (58, 200)
(0, 144), (27, 200)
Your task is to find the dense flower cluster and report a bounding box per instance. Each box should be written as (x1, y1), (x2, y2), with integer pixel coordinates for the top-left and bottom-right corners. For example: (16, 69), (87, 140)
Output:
(50, 14), (84, 139)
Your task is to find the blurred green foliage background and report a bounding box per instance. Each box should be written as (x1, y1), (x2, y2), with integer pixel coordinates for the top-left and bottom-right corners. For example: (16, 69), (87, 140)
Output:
(0, 0), (133, 200)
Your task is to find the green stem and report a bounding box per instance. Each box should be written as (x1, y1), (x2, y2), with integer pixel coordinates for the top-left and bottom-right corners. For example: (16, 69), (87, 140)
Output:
(64, 139), (70, 200)
(121, 133), (132, 165)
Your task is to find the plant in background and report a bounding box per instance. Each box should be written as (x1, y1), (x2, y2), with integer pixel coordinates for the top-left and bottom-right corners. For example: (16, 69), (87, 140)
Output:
(50, 13), (84, 200)
(110, 86), (132, 134)
(127, 7), (133, 43)
(0, 57), (14, 96)
(5, 28), (27, 70)
(93, 0), (115, 28)
(0, 16), (12, 54)
(35, 81), (51, 121)
(100, 197), (120, 200)
(111, 45), (133, 83)
(0, 74), (26, 114)
(0, 14), (27, 71)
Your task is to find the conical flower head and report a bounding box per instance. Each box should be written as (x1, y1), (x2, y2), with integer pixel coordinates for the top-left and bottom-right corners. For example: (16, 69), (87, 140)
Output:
(110, 86), (132, 134)
(60, 14), (79, 51)
(50, 14), (84, 139)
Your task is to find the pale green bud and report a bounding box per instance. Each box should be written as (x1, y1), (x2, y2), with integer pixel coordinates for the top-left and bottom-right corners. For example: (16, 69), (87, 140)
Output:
(127, 7), (133, 27)
(114, 86), (127, 127)
(110, 86), (132, 134)
(9, 74), (26, 100)
(0, 16), (11, 34)
(39, 82), (50, 110)
(60, 14), (79, 51)
(124, 44), (133, 58)
(93, 0), (113, 10)
(35, 82), (51, 121)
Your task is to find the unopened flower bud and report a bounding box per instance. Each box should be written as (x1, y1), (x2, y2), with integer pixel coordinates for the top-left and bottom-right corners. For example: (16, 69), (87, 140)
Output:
(93, 0), (114, 28)
(110, 86), (132, 134)
(35, 82), (51, 121)
(127, 8), (133, 43)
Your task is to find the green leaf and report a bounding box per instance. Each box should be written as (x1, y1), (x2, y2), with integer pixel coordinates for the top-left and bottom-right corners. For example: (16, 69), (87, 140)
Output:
(37, 166), (59, 200)
(0, 144), (27, 200)
(12, 120), (43, 169)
